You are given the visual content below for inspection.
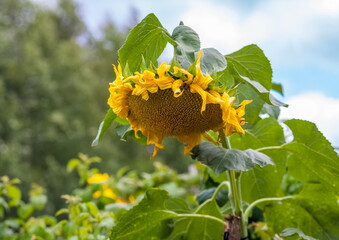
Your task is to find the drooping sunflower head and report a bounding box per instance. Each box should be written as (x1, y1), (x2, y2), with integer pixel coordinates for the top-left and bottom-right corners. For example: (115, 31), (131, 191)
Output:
(108, 52), (251, 158)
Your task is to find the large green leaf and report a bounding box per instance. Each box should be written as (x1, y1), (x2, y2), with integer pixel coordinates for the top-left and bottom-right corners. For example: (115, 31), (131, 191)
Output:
(265, 183), (339, 240)
(172, 23), (200, 69)
(236, 74), (287, 107)
(118, 13), (173, 73)
(226, 44), (272, 90)
(191, 141), (273, 173)
(111, 188), (226, 240)
(225, 44), (287, 108)
(283, 119), (339, 193)
(199, 48), (227, 75)
(231, 117), (286, 203)
(110, 189), (176, 240)
(165, 199), (224, 240)
(92, 109), (117, 146)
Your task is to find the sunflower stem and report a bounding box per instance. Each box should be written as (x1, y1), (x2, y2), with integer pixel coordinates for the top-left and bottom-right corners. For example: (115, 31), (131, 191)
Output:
(219, 131), (248, 239)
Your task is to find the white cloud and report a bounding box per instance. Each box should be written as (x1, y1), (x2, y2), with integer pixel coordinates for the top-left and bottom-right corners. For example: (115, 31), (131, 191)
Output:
(280, 92), (339, 147)
(180, 0), (339, 65)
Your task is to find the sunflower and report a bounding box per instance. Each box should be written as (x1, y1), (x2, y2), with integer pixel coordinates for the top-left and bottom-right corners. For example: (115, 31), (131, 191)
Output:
(108, 52), (251, 158)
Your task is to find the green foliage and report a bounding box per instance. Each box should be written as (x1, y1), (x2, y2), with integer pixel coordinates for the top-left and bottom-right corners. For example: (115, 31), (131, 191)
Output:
(111, 189), (176, 239)
(91, 13), (339, 240)
(191, 141), (273, 173)
(199, 48), (227, 75)
(92, 109), (117, 147)
(118, 13), (174, 73)
(172, 23), (201, 68)
(280, 228), (317, 240)
(231, 117), (286, 203)
(1, 0), (190, 215)
(283, 120), (339, 193)
(224, 44), (287, 123)
(0, 156), (202, 239)
(2, 5), (339, 240)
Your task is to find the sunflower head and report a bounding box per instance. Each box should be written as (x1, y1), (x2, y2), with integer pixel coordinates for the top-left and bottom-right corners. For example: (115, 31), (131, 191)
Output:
(108, 52), (251, 158)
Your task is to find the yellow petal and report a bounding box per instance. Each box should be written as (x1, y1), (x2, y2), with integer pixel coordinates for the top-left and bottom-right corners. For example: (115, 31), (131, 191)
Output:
(172, 80), (184, 97)
(178, 133), (202, 154)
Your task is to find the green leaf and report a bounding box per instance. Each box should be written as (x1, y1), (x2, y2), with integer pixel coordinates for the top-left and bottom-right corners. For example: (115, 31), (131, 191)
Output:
(231, 117), (286, 203)
(165, 199), (224, 240)
(272, 82), (284, 95)
(17, 203), (34, 219)
(280, 228), (318, 240)
(226, 44), (272, 90)
(260, 103), (280, 119)
(237, 83), (265, 123)
(197, 187), (229, 207)
(110, 188), (177, 240)
(115, 124), (147, 145)
(92, 109), (117, 146)
(86, 202), (99, 217)
(283, 119), (339, 193)
(191, 141), (273, 173)
(55, 208), (69, 216)
(6, 185), (21, 207)
(226, 44), (287, 107)
(172, 24), (200, 68)
(199, 48), (227, 75)
(237, 74), (287, 107)
(118, 13), (172, 73)
(66, 158), (80, 172)
(265, 183), (339, 240)
(29, 195), (47, 210)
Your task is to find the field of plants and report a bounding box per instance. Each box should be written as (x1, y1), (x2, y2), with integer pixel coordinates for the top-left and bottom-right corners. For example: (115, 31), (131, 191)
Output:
(1, 1), (339, 240)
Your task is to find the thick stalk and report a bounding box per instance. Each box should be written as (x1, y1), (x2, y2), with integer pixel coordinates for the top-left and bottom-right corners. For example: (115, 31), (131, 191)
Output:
(219, 131), (248, 239)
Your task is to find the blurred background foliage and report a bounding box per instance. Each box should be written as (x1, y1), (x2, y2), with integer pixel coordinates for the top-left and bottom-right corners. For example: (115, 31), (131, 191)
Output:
(0, 0), (192, 214)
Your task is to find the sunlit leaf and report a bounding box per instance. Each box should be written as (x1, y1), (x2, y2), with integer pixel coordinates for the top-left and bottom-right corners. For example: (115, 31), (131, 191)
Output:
(226, 44), (272, 90)
(17, 204), (34, 219)
(272, 82), (284, 95)
(265, 183), (339, 240)
(118, 13), (173, 73)
(283, 119), (339, 193)
(7, 185), (21, 207)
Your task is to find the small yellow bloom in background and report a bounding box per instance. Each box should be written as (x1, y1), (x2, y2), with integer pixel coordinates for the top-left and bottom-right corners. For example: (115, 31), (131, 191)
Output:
(87, 173), (110, 184)
(108, 52), (251, 158)
(87, 173), (135, 203)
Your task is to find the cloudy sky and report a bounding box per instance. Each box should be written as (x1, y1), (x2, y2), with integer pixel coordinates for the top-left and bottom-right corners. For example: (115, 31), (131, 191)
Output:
(74, 0), (339, 146)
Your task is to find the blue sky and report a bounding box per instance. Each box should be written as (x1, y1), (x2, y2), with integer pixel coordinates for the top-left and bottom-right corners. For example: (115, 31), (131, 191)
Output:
(38, 0), (339, 146)
(76, 0), (339, 96)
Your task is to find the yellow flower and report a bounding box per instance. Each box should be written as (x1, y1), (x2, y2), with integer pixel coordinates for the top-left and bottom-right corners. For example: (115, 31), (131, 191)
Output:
(87, 173), (135, 203)
(107, 52), (251, 158)
(87, 173), (110, 184)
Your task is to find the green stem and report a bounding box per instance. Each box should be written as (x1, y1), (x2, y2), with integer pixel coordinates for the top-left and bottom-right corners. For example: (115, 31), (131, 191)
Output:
(256, 145), (284, 152)
(212, 181), (230, 200)
(219, 131), (248, 239)
(176, 213), (227, 226)
(243, 196), (294, 225)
